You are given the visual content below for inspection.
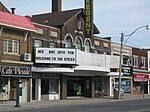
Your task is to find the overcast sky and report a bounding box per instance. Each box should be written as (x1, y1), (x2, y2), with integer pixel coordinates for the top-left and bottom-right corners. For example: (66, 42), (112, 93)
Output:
(1, 0), (150, 48)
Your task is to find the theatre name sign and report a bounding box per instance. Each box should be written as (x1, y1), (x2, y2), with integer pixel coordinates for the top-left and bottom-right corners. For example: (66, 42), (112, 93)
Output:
(35, 48), (76, 64)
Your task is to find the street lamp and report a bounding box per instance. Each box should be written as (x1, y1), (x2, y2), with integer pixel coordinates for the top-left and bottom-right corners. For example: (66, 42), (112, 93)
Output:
(118, 25), (149, 100)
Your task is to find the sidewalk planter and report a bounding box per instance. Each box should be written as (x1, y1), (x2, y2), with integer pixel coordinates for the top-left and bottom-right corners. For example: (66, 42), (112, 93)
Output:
(95, 92), (105, 98)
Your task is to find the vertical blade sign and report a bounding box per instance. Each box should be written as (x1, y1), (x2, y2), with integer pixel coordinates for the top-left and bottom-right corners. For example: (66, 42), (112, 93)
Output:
(85, 0), (93, 38)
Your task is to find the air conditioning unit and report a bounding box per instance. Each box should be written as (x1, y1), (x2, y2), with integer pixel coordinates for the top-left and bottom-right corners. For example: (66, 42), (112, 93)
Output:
(22, 53), (31, 61)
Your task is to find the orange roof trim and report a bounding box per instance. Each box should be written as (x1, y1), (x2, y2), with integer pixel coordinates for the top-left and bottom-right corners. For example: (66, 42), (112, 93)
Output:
(0, 11), (36, 31)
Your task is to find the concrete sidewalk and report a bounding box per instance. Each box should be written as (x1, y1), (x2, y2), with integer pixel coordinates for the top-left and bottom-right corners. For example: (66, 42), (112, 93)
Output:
(0, 94), (150, 112)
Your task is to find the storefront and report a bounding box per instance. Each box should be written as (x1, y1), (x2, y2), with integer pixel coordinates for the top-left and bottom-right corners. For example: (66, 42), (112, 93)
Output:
(0, 65), (32, 102)
(67, 77), (84, 97)
(133, 74), (149, 94)
(32, 73), (60, 101)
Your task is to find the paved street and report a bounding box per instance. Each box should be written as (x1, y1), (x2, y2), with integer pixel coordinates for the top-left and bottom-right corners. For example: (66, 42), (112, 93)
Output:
(0, 94), (150, 112)
(2, 98), (150, 112)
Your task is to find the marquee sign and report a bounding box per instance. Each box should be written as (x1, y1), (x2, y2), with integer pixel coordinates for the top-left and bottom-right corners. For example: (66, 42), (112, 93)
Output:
(35, 48), (76, 64)
(85, 0), (93, 38)
(0, 65), (32, 77)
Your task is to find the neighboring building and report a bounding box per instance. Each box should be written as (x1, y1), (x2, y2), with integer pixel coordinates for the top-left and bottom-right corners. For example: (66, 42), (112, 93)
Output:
(0, 10), (36, 102)
(132, 47), (149, 95)
(0, 2), (10, 13)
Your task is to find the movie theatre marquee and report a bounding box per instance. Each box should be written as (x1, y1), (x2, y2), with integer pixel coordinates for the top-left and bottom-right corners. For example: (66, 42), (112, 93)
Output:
(35, 48), (76, 64)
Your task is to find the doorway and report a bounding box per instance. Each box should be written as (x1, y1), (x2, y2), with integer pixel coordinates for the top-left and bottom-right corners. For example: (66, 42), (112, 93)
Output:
(67, 78), (84, 97)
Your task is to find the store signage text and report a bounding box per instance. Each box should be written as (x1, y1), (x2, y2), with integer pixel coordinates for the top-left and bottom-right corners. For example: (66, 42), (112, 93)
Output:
(85, 0), (93, 37)
(134, 74), (149, 82)
(0, 66), (31, 77)
(35, 48), (76, 64)
(122, 66), (132, 76)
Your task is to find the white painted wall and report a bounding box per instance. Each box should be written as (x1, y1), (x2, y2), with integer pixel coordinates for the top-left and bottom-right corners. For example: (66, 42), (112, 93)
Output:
(35, 79), (41, 101)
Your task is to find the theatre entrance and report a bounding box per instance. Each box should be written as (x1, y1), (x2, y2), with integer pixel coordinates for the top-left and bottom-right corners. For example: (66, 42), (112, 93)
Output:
(67, 77), (84, 97)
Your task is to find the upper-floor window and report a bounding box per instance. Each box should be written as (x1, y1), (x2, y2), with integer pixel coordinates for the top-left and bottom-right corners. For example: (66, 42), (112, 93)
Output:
(133, 56), (138, 67)
(34, 39), (42, 47)
(123, 56), (130, 65)
(3, 39), (19, 54)
(76, 38), (82, 50)
(85, 40), (91, 53)
(141, 57), (146, 68)
(49, 42), (56, 48)
(65, 36), (72, 48)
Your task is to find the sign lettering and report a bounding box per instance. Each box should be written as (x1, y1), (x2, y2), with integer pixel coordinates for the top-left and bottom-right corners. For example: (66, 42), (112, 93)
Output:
(0, 65), (31, 77)
(85, 0), (93, 37)
(35, 48), (76, 64)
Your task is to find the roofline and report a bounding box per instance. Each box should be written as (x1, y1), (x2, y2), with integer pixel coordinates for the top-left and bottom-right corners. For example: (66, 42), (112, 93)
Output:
(33, 22), (58, 30)
(0, 2), (10, 13)
(64, 9), (83, 25)
(0, 23), (36, 32)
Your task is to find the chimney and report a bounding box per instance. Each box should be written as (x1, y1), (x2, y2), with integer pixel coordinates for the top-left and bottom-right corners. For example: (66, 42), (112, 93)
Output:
(52, 0), (62, 12)
(11, 7), (16, 14)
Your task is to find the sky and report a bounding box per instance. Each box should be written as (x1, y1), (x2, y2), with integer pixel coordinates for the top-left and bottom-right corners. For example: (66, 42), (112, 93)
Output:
(1, 0), (150, 48)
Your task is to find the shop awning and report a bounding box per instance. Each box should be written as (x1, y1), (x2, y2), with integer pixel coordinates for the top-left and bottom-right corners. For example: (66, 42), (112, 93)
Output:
(0, 11), (36, 32)
(133, 74), (149, 82)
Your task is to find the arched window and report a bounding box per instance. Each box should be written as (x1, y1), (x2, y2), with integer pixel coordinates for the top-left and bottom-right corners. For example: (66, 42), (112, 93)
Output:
(76, 38), (82, 50)
(65, 36), (72, 48)
(85, 40), (91, 53)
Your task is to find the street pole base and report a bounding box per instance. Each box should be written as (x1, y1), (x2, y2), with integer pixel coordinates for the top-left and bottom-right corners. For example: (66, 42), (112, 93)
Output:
(14, 105), (21, 107)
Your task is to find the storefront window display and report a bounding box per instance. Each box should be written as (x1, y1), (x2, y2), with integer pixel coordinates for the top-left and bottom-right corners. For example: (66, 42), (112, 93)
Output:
(0, 78), (8, 94)
(49, 79), (59, 94)
(41, 78), (59, 95)
(115, 78), (131, 93)
(95, 78), (104, 92)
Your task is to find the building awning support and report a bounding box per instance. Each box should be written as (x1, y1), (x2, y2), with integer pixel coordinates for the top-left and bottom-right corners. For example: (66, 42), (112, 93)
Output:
(0, 26), (4, 36)
(24, 32), (29, 41)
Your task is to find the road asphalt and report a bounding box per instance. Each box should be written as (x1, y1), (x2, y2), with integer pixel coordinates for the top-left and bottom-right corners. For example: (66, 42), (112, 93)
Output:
(0, 93), (150, 112)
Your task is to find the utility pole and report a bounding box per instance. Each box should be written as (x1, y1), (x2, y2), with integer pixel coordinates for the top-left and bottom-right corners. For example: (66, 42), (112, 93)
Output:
(118, 32), (124, 99)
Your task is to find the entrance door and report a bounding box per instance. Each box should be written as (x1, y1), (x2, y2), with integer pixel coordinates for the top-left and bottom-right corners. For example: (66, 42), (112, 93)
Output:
(67, 78), (84, 97)
(41, 79), (49, 100)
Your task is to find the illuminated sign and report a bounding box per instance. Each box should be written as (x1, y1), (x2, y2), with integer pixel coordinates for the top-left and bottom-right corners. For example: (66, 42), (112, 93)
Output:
(35, 48), (76, 64)
(85, 0), (93, 37)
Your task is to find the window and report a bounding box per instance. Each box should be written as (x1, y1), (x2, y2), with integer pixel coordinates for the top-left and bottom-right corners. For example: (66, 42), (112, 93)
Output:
(3, 39), (19, 54)
(49, 42), (56, 48)
(49, 79), (59, 94)
(85, 40), (91, 53)
(95, 78), (104, 92)
(65, 36), (72, 48)
(76, 38), (82, 50)
(133, 56), (138, 67)
(141, 57), (146, 68)
(0, 78), (8, 94)
(34, 40), (42, 47)
(123, 56), (130, 65)
(149, 59), (150, 69)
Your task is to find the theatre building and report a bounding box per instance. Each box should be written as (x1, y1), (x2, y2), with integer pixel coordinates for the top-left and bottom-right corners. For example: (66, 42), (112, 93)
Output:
(0, 9), (36, 102)
(31, 0), (120, 101)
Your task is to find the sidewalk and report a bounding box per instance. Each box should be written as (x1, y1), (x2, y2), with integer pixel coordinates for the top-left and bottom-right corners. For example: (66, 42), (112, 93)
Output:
(0, 94), (150, 112)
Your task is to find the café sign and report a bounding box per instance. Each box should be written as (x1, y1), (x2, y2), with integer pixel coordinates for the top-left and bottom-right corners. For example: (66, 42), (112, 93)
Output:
(35, 48), (76, 64)
(0, 65), (31, 77)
